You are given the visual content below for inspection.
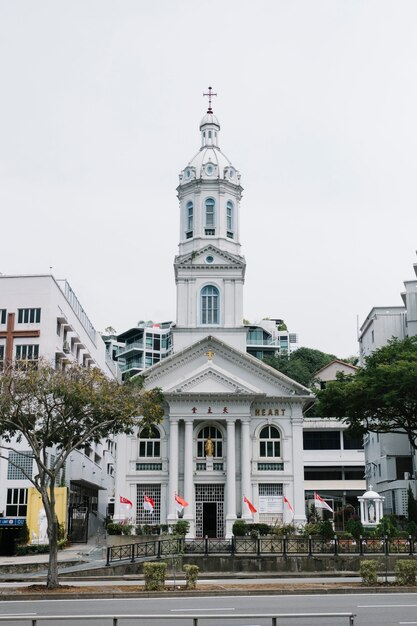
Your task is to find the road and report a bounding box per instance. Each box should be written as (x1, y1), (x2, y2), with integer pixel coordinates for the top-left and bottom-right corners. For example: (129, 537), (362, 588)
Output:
(0, 593), (417, 625)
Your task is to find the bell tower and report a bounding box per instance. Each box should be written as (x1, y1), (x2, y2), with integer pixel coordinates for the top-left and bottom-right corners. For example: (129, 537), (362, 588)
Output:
(173, 89), (247, 353)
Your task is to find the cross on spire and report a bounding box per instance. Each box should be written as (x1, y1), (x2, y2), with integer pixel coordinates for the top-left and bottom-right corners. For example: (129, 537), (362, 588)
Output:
(0, 312), (40, 363)
(203, 86), (217, 114)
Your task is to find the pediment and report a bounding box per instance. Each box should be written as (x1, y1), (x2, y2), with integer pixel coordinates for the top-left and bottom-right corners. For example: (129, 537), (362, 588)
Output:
(144, 335), (314, 402)
(164, 363), (259, 395)
(175, 245), (245, 268)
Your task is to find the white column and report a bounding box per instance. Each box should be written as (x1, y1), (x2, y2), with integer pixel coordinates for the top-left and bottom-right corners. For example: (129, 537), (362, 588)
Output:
(291, 410), (307, 526)
(183, 419), (194, 536)
(241, 419), (252, 520)
(167, 418), (179, 523)
(225, 419), (236, 537)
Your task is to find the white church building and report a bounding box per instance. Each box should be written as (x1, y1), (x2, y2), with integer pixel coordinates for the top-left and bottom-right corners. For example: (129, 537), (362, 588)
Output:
(114, 93), (314, 538)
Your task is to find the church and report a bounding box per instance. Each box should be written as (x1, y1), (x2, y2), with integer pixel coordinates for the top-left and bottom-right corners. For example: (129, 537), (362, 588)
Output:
(114, 91), (314, 538)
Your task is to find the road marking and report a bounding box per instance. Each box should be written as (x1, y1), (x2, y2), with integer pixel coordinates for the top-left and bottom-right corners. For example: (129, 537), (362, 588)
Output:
(171, 607), (236, 613)
(399, 623), (417, 624)
(358, 605), (417, 608)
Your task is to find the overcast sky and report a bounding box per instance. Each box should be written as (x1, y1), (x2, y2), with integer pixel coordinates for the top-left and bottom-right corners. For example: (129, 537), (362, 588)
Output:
(1, 1), (416, 358)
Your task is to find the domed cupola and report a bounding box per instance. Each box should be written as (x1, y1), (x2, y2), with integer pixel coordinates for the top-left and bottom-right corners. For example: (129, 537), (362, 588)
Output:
(179, 87), (241, 186)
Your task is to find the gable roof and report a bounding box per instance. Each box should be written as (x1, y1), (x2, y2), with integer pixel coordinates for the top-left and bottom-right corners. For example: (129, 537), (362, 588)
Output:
(143, 335), (314, 401)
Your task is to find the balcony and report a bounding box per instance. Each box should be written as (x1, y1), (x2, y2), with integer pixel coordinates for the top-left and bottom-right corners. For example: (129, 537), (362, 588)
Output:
(119, 359), (143, 373)
(116, 341), (144, 359)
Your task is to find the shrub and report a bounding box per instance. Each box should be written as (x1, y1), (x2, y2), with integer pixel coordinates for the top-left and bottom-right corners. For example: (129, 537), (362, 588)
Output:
(301, 523), (321, 537)
(143, 561), (167, 591)
(346, 519), (364, 540)
(16, 544), (50, 555)
(336, 531), (353, 540)
(395, 560), (417, 585)
(183, 564), (199, 589)
(106, 522), (124, 535)
(172, 520), (190, 537)
(375, 515), (398, 539)
(232, 520), (247, 536)
(360, 559), (378, 585)
(121, 524), (133, 535)
(271, 524), (296, 537)
(319, 520), (335, 541)
(406, 521), (417, 538)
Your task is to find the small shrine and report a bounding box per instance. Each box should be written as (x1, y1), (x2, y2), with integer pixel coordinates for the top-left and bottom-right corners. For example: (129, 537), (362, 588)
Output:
(358, 485), (385, 527)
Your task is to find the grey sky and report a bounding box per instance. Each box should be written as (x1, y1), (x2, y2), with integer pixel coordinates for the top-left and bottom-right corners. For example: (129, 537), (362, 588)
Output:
(1, 1), (416, 357)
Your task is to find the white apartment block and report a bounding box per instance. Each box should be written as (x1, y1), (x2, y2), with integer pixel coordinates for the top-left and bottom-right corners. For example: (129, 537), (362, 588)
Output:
(0, 275), (118, 551)
(358, 253), (417, 516)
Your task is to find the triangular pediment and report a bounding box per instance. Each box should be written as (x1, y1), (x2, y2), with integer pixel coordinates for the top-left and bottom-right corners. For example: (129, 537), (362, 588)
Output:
(175, 245), (245, 269)
(144, 335), (314, 402)
(164, 362), (259, 395)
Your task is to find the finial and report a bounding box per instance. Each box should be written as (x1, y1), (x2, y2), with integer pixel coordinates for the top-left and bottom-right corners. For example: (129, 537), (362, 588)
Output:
(203, 86), (217, 114)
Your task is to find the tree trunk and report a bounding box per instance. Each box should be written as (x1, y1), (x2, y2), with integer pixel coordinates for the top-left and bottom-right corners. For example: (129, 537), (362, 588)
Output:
(42, 483), (59, 589)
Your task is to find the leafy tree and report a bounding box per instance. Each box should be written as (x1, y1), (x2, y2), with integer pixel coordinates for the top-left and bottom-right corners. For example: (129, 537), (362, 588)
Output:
(407, 486), (417, 524)
(317, 337), (417, 450)
(265, 347), (336, 387)
(0, 361), (164, 588)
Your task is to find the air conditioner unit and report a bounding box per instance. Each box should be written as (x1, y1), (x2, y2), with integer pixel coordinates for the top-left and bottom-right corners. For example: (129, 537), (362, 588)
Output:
(404, 472), (411, 480)
(63, 341), (70, 354)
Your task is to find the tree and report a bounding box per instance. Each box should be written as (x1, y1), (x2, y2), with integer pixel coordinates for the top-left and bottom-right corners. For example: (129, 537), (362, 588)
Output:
(265, 347), (336, 387)
(317, 336), (417, 450)
(0, 361), (164, 588)
(408, 486), (417, 524)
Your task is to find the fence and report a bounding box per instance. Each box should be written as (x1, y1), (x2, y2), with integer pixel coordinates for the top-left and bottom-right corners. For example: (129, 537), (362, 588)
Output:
(106, 535), (415, 565)
(0, 612), (356, 625)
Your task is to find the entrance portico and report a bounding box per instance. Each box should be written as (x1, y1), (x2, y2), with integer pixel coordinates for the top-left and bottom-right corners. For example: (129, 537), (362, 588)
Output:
(141, 335), (312, 537)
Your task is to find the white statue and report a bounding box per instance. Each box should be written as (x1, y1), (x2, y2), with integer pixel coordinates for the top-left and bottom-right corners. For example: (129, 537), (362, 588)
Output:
(38, 507), (48, 543)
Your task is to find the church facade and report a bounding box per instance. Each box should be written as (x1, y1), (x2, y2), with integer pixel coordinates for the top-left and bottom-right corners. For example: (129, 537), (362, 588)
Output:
(114, 94), (314, 537)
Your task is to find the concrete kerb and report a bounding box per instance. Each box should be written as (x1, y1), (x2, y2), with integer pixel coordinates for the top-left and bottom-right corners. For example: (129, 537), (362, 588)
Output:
(0, 586), (417, 602)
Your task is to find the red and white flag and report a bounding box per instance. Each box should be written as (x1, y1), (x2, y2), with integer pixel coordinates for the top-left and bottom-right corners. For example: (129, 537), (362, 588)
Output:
(143, 495), (155, 514)
(284, 496), (294, 518)
(243, 495), (257, 514)
(314, 492), (334, 513)
(119, 496), (132, 508)
(175, 494), (189, 512)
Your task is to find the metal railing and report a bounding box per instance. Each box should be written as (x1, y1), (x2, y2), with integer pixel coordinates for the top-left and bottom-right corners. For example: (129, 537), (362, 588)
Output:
(106, 535), (415, 565)
(0, 612), (356, 625)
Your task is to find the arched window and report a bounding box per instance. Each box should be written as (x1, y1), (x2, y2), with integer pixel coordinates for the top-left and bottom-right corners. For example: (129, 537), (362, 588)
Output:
(197, 426), (223, 458)
(205, 198), (215, 235)
(201, 285), (219, 325)
(138, 426), (161, 458)
(226, 200), (234, 238)
(186, 201), (193, 239)
(259, 425), (281, 458)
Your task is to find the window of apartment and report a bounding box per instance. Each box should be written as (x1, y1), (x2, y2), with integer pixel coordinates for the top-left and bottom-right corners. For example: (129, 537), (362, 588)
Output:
(17, 308), (41, 324)
(204, 198), (215, 234)
(138, 426), (161, 458)
(145, 335), (152, 348)
(0, 345), (4, 370)
(201, 285), (219, 325)
(15, 345), (39, 361)
(303, 430), (341, 450)
(395, 456), (413, 480)
(6, 488), (27, 517)
(343, 431), (363, 449)
(226, 200), (234, 238)
(0, 309), (6, 324)
(7, 451), (33, 480)
(186, 201), (193, 238)
(304, 466), (343, 480)
(344, 469), (365, 480)
(197, 426), (223, 458)
(259, 425), (281, 458)
(153, 336), (160, 351)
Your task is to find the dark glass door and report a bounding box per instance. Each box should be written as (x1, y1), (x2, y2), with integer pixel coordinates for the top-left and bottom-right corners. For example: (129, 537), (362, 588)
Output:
(203, 502), (217, 537)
